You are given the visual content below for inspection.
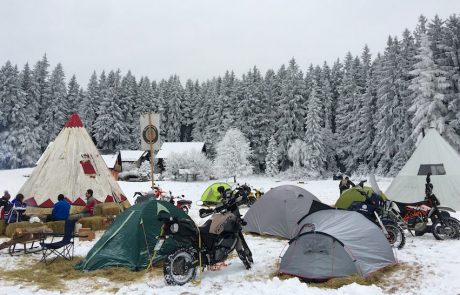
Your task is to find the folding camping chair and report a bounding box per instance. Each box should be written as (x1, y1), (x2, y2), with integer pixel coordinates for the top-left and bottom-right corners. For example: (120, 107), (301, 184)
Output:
(40, 219), (76, 265)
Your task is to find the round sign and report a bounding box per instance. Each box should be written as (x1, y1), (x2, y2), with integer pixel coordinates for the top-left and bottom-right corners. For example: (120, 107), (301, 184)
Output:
(142, 125), (159, 144)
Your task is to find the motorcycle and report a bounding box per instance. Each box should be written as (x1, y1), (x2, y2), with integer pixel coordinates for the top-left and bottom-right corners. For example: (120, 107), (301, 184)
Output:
(389, 173), (460, 240)
(155, 185), (254, 285)
(349, 192), (406, 249)
(133, 186), (167, 205)
(161, 191), (193, 214)
(247, 188), (264, 207)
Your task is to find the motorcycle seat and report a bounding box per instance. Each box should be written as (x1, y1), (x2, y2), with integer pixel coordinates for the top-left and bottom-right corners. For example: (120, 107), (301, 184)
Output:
(199, 219), (212, 235)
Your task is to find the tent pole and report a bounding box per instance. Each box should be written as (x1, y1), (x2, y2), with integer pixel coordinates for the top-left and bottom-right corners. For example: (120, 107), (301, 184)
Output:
(148, 113), (155, 190)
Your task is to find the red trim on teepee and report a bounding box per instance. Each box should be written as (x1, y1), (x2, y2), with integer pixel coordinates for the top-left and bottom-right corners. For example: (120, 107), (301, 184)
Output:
(39, 198), (55, 208)
(65, 113), (84, 128)
(80, 160), (97, 176)
(120, 194), (127, 201)
(73, 197), (87, 206)
(24, 197), (38, 207)
(64, 197), (72, 204)
(104, 195), (114, 203)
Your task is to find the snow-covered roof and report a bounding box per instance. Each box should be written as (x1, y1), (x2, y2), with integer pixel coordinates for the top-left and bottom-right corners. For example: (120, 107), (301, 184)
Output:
(156, 142), (205, 159)
(120, 150), (147, 162)
(101, 154), (118, 169)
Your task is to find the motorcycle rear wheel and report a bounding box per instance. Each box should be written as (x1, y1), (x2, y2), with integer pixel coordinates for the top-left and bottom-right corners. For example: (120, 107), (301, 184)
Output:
(432, 217), (460, 240)
(163, 247), (197, 285)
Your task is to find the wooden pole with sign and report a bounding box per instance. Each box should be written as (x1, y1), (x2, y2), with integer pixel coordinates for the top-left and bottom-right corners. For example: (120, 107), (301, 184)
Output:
(148, 113), (155, 190)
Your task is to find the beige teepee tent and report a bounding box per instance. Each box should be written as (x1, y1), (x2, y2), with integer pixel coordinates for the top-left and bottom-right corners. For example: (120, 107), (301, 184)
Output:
(19, 113), (130, 214)
(386, 128), (460, 210)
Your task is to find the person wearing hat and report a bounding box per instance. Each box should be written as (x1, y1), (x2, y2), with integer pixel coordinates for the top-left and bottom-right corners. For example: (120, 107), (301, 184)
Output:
(339, 176), (355, 195)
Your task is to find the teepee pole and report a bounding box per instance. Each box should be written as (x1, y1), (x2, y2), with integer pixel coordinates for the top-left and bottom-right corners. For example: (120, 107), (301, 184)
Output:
(148, 113), (155, 190)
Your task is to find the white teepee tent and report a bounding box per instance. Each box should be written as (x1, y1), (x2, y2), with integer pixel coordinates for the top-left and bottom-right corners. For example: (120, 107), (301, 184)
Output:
(19, 114), (129, 212)
(386, 128), (460, 210)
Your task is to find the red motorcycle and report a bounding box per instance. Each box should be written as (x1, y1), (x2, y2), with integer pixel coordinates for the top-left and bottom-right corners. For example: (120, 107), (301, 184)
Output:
(389, 173), (460, 240)
(161, 191), (192, 214)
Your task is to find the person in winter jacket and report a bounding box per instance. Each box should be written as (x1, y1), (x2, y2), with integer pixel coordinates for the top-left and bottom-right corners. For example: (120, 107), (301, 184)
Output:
(70, 189), (97, 220)
(7, 194), (30, 223)
(46, 194), (71, 221)
(0, 191), (12, 220)
(339, 176), (355, 195)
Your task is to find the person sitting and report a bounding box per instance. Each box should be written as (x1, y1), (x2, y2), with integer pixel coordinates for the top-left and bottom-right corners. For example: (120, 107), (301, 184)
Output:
(46, 194), (71, 222)
(7, 194), (30, 224)
(70, 189), (97, 220)
(0, 191), (12, 220)
(339, 176), (355, 195)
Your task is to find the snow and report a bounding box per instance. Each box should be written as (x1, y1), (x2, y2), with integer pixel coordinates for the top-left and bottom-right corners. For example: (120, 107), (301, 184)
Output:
(0, 169), (460, 294)
(155, 142), (205, 159)
(101, 154), (118, 169)
(119, 150), (147, 162)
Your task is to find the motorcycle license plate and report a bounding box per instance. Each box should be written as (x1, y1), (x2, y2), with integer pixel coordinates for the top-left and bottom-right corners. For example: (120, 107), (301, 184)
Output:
(154, 238), (165, 251)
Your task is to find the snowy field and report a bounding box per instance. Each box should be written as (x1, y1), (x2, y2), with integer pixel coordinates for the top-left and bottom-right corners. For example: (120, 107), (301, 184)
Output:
(0, 168), (459, 295)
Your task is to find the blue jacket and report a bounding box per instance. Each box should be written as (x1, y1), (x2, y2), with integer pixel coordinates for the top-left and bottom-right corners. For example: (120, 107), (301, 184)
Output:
(52, 200), (71, 221)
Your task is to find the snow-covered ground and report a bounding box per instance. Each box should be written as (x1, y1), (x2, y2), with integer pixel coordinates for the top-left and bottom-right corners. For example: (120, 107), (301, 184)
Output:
(0, 168), (459, 295)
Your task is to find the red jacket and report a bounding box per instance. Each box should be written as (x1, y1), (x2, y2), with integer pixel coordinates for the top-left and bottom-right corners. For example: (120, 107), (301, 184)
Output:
(85, 197), (97, 216)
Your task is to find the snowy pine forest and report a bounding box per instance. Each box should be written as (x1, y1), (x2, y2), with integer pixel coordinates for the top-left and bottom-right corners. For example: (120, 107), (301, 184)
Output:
(1, 14), (460, 177)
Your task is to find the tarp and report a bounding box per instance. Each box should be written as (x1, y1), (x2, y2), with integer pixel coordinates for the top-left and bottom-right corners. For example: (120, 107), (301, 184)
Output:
(386, 128), (460, 210)
(280, 209), (396, 280)
(335, 186), (387, 209)
(243, 185), (323, 239)
(200, 182), (231, 204)
(75, 200), (191, 271)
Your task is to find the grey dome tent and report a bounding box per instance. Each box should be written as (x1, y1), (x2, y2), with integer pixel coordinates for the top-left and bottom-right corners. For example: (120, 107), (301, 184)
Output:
(243, 185), (328, 239)
(279, 209), (396, 281)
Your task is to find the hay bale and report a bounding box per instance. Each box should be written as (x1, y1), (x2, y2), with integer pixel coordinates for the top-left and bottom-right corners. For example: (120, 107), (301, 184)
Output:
(5, 222), (48, 238)
(0, 220), (6, 236)
(78, 216), (104, 231)
(45, 220), (66, 233)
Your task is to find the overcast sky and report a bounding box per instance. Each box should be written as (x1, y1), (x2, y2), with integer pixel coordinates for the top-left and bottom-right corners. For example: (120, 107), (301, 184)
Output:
(1, 0), (459, 85)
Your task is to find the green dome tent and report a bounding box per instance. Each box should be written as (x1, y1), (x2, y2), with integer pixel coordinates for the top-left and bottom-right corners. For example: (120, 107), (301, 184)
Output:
(75, 200), (191, 272)
(200, 182), (232, 204)
(335, 186), (388, 209)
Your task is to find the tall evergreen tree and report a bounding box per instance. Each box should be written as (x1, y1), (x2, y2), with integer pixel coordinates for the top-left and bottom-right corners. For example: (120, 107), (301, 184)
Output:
(45, 63), (68, 140)
(165, 75), (183, 141)
(265, 135), (279, 176)
(409, 34), (451, 144)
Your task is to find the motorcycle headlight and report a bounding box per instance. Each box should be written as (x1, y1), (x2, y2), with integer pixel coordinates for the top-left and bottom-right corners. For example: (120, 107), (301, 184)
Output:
(170, 223), (179, 233)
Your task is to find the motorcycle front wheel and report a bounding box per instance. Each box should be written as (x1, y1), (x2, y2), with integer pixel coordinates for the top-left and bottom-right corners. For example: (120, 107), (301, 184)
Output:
(383, 222), (406, 249)
(432, 217), (460, 240)
(163, 247), (197, 285)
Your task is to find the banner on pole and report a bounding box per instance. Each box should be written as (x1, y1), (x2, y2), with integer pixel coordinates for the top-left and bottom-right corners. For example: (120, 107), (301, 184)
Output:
(140, 113), (160, 151)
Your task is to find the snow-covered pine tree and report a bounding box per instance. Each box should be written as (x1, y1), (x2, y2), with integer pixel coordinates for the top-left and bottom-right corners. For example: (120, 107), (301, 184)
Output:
(265, 135), (279, 176)
(335, 52), (360, 173)
(181, 79), (196, 141)
(93, 70), (128, 150)
(214, 128), (253, 182)
(409, 34), (450, 146)
(80, 71), (99, 137)
(67, 75), (80, 114)
(119, 71), (138, 148)
(320, 62), (337, 173)
(444, 15), (460, 149)
(275, 59), (306, 170)
(304, 80), (326, 176)
(45, 63), (68, 140)
(30, 55), (51, 150)
(237, 66), (267, 172)
(390, 29), (418, 175)
(19, 63), (42, 167)
(191, 80), (209, 143)
(165, 75), (183, 141)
